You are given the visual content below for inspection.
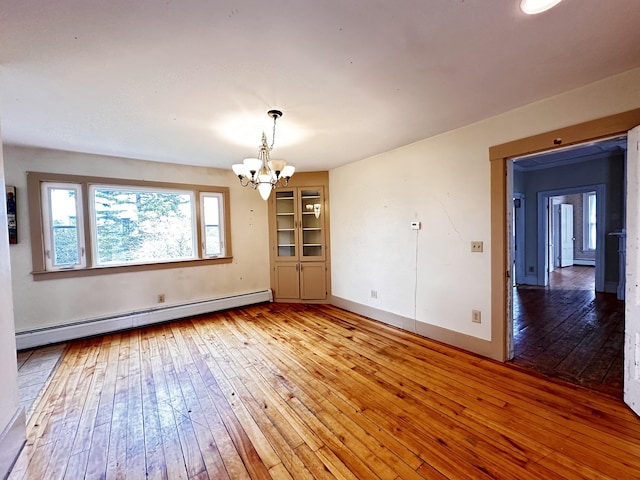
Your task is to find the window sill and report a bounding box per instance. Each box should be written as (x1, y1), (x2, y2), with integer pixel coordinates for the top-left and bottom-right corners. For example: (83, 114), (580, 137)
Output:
(32, 256), (233, 281)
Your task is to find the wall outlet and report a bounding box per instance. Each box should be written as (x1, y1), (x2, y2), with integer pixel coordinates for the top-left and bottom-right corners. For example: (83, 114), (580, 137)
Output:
(370, 290), (378, 299)
(157, 294), (166, 303)
(471, 241), (483, 252)
(472, 310), (481, 323)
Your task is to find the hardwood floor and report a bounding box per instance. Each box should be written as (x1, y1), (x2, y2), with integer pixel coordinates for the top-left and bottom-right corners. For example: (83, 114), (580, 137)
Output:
(17, 343), (67, 418)
(9, 303), (640, 479)
(512, 266), (624, 397)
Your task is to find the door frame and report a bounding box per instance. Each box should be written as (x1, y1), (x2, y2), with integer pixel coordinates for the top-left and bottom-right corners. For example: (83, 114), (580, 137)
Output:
(488, 108), (640, 362)
(559, 203), (574, 268)
(513, 193), (525, 285)
(536, 185), (605, 290)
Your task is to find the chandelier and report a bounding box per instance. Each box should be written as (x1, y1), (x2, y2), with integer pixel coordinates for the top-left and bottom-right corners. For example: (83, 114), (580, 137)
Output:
(232, 109), (295, 200)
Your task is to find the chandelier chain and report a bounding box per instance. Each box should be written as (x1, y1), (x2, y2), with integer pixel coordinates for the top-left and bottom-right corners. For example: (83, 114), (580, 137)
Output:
(270, 114), (277, 151)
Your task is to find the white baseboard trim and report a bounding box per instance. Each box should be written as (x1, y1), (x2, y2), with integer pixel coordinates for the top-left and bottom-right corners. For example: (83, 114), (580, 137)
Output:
(573, 259), (595, 266)
(15, 290), (272, 350)
(330, 295), (500, 361)
(0, 408), (26, 479)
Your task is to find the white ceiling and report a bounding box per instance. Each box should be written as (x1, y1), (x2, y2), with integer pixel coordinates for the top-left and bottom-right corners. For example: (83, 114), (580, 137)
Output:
(1, 0), (639, 172)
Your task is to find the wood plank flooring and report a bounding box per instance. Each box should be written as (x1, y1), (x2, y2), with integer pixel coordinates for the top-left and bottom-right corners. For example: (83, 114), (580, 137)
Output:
(513, 266), (624, 397)
(16, 343), (67, 418)
(9, 303), (640, 479)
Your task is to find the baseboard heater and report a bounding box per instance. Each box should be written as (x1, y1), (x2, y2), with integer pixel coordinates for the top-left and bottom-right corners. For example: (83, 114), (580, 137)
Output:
(15, 289), (272, 350)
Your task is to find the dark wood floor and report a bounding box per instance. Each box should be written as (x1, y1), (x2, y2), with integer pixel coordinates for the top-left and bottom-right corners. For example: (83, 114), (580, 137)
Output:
(512, 265), (624, 397)
(9, 303), (640, 479)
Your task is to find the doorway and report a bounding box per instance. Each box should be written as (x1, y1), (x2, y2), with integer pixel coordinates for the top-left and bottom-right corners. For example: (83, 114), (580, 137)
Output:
(490, 109), (640, 415)
(536, 185), (605, 291)
(509, 138), (625, 394)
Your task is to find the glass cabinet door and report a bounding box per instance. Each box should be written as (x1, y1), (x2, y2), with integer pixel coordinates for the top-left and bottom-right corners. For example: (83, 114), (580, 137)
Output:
(300, 188), (325, 260)
(275, 190), (298, 259)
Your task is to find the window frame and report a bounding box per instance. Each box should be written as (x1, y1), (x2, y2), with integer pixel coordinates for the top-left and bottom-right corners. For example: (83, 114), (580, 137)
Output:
(41, 182), (87, 271)
(200, 191), (225, 259)
(583, 191), (597, 251)
(89, 184), (199, 267)
(27, 171), (232, 280)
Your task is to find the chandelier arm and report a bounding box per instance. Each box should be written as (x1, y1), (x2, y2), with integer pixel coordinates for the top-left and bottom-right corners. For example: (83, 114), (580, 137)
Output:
(277, 177), (290, 188)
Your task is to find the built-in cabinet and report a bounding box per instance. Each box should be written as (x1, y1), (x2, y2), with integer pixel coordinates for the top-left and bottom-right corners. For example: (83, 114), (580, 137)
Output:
(268, 172), (330, 302)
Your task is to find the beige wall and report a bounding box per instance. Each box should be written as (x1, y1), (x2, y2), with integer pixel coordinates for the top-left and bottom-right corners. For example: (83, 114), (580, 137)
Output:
(4, 146), (270, 332)
(0, 127), (23, 475)
(330, 67), (640, 356)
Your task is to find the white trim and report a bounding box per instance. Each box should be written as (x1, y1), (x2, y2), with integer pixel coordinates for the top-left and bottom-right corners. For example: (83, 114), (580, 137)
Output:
(0, 408), (26, 479)
(15, 290), (272, 350)
(200, 191), (225, 257)
(583, 191), (597, 251)
(41, 182), (86, 270)
(573, 259), (595, 266)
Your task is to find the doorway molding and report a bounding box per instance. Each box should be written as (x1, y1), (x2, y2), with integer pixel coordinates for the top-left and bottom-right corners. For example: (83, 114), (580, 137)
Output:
(489, 108), (640, 362)
(536, 184), (605, 290)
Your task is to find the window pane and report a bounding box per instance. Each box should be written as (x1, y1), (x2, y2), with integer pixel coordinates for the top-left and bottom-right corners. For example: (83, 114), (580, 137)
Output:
(588, 193), (597, 250)
(202, 194), (223, 256)
(92, 187), (195, 265)
(49, 187), (81, 266)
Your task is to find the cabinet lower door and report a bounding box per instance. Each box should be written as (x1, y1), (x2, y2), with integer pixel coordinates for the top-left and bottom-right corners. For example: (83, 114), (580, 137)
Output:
(274, 263), (300, 300)
(300, 263), (326, 300)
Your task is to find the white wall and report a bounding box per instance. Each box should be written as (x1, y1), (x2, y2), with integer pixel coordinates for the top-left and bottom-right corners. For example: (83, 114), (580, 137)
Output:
(4, 146), (270, 333)
(330, 67), (640, 350)
(0, 129), (23, 476)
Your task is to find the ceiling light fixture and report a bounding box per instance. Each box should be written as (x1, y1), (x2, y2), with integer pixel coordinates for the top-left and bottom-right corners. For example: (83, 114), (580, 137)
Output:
(232, 110), (295, 200)
(520, 0), (562, 14)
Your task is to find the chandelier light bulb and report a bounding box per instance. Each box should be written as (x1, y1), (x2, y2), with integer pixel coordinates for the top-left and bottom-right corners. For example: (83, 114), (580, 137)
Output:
(257, 178), (273, 200)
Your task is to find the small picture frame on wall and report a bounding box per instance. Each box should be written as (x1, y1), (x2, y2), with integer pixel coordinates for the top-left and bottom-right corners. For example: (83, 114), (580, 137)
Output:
(6, 186), (17, 244)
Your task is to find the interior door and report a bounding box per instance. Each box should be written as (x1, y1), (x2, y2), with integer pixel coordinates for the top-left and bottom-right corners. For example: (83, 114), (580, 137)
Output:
(560, 204), (574, 267)
(625, 125), (640, 416)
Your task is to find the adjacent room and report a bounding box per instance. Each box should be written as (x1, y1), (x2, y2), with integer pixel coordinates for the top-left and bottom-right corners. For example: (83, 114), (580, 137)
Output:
(511, 138), (627, 395)
(1, 0), (640, 478)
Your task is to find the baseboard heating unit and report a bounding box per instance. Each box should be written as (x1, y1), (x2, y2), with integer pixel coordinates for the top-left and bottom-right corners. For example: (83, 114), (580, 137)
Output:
(15, 290), (272, 350)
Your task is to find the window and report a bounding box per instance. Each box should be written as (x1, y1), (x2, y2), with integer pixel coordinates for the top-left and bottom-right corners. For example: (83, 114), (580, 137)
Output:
(28, 172), (231, 278)
(41, 183), (86, 270)
(584, 191), (596, 251)
(90, 186), (197, 266)
(201, 192), (225, 257)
